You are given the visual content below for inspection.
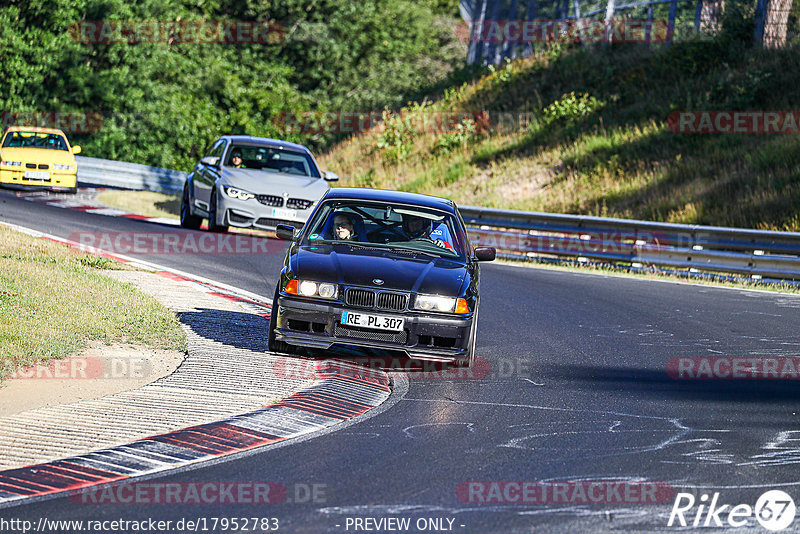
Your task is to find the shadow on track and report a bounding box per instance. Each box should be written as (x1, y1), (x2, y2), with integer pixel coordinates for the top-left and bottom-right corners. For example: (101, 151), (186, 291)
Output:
(544, 362), (800, 403)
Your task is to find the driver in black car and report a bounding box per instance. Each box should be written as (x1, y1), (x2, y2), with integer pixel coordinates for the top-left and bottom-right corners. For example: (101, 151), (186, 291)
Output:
(401, 213), (450, 249)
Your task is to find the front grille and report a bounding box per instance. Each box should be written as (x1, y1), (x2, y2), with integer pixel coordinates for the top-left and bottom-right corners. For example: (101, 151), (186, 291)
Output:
(345, 288), (375, 308)
(25, 163), (36, 169)
(334, 323), (408, 344)
(38, 164), (49, 169)
(377, 292), (407, 311)
(287, 198), (313, 210)
(256, 195), (283, 207)
(255, 218), (304, 229)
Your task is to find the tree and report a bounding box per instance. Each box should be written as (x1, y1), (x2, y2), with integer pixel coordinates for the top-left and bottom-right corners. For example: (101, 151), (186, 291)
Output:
(760, 0), (795, 46)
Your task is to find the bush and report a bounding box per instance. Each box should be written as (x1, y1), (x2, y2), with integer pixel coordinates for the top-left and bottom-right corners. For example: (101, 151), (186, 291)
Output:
(433, 117), (478, 155)
(375, 110), (419, 162)
(541, 92), (604, 125)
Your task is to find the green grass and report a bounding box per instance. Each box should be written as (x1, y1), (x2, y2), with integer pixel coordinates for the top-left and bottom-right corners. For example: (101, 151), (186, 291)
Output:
(0, 226), (187, 381)
(320, 35), (800, 231)
(97, 190), (181, 219)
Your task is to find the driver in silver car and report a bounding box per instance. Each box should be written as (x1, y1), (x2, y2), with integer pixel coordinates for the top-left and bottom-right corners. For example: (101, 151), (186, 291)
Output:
(230, 150), (246, 168)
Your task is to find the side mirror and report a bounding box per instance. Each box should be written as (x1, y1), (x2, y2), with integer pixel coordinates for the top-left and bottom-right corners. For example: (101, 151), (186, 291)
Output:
(276, 224), (297, 241)
(474, 247), (496, 261)
(71, 145), (81, 155)
(323, 170), (339, 182)
(200, 156), (220, 167)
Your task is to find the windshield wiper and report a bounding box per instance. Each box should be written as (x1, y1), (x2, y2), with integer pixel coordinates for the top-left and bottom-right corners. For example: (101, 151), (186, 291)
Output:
(384, 246), (443, 258)
(338, 242), (388, 251)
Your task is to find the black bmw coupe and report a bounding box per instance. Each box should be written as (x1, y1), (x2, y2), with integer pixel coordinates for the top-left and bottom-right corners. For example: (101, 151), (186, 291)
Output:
(269, 187), (495, 367)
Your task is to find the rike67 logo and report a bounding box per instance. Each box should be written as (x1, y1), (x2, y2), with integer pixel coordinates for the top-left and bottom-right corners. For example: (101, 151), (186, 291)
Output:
(668, 490), (796, 531)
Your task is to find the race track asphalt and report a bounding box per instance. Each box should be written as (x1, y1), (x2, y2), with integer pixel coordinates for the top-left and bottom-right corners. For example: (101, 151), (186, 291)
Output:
(3, 189), (800, 533)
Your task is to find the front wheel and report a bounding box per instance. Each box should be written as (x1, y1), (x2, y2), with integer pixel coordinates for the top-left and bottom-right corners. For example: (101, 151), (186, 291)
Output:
(207, 188), (228, 233)
(180, 185), (202, 229)
(268, 286), (298, 355)
(457, 305), (478, 368)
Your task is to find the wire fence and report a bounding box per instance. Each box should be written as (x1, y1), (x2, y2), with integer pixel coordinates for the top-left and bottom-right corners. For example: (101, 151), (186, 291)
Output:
(461, 0), (797, 64)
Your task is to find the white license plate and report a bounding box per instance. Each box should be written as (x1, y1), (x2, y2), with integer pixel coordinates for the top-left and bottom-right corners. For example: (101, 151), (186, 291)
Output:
(24, 171), (50, 180)
(272, 207), (297, 219)
(341, 311), (405, 331)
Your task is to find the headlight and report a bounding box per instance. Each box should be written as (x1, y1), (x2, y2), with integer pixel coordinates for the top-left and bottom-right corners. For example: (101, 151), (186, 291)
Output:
(0, 161), (22, 167)
(414, 294), (471, 314)
(414, 294), (456, 313)
(223, 186), (255, 200)
(52, 164), (74, 171)
(296, 280), (337, 299)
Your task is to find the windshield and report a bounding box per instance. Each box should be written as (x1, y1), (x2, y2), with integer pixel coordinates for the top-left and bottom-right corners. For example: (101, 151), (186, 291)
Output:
(225, 144), (320, 178)
(303, 200), (468, 260)
(2, 131), (68, 151)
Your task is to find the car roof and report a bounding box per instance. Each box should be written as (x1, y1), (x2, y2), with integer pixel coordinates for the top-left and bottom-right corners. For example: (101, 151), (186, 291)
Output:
(322, 188), (457, 212)
(219, 135), (312, 154)
(3, 126), (68, 137)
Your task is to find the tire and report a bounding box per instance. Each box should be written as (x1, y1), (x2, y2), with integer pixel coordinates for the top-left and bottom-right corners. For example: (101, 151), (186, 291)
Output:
(268, 286), (298, 355)
(65, 187), (78, 195)
(180, 185), (203, 229)
(458, 304), (479, 368)
(207, 188), (229, 233)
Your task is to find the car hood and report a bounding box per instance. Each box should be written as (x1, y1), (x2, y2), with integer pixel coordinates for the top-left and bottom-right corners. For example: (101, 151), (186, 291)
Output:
(219, 168), (328, 198)
(293, 244), (467, 296)
(1, 147), (76, 165)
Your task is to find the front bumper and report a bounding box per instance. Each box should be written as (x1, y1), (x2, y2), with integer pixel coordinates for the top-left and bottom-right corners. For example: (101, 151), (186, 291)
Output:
(274, 293), (475, 364)
(217, 195), (312, 230)
(0, 169), (77, 189)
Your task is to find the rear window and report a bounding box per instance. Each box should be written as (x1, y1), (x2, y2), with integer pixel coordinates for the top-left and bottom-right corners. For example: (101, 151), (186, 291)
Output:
(2, 131), (68, 151)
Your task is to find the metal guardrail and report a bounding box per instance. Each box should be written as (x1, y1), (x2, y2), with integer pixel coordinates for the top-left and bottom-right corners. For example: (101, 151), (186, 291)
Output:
(76, 156), (186, 194)
(461, 206), (800, 281)
(75, 155), (800, 281)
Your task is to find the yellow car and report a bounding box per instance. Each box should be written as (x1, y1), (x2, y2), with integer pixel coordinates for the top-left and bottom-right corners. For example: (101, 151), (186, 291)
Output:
(0, 126), (81, 193)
